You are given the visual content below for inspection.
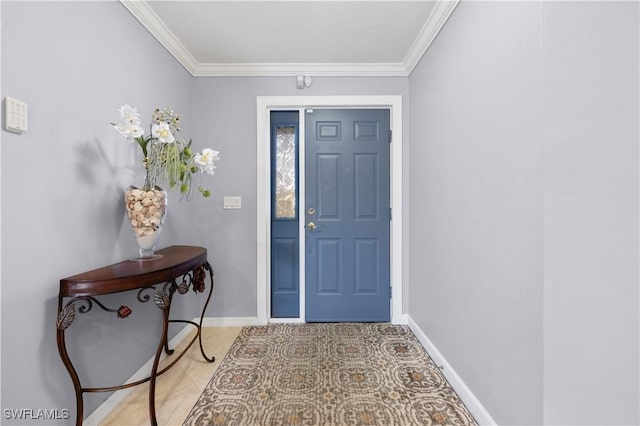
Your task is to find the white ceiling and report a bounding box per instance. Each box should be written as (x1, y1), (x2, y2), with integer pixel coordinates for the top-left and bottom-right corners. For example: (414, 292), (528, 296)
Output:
(121, 0), (459, 77)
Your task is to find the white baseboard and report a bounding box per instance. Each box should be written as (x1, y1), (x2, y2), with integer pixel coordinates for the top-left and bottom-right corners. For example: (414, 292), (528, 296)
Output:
(200, 316), (258, 327)
(395, 313), (409, 325)
(84, 317), (255, 425)
(268, 317), (305, 324)
(407, 316), (497, 426)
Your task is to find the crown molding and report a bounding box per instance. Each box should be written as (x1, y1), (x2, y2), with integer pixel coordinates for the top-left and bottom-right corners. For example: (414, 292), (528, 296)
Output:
(120, 0), (200, 74)
(403, 0), (460, 74)
(121, 0), (459, 77)
(192, 62), (409, 77)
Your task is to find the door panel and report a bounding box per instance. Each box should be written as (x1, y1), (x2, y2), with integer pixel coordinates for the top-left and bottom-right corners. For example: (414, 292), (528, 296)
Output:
(354, 238), (378, 293)
(270, 111), (299, 318)
(317, 155), (341, 219)
(317, 239), (341, 293)
(355, 154), (379, 219)
(305, 109), (390, 322)
(273, 238), (297, 290)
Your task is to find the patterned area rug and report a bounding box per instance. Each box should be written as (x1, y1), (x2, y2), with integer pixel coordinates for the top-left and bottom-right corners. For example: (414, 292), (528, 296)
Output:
(184, 323), (476, 425)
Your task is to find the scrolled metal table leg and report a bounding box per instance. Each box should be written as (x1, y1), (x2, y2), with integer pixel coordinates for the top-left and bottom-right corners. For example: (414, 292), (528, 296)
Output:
(197, 262), (216, 363)
(56, 297), (84, 426)
(162, 288), (176, 356)
(148, 287), (171, 426)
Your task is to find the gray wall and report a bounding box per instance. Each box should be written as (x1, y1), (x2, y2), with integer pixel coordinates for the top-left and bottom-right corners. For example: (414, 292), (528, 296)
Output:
(408, 2), (543, 423)
(191, 76), (410, 318)
(0, 2), (410, 423)
(3, 1), (638, 425)
(1, 1), (195, 422)
(408, 1), (638, 425)
(541, 2), (639, 424)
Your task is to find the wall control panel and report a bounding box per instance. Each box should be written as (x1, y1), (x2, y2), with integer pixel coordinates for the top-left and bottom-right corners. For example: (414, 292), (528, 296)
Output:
(5, 97), (28, 134)
(223, 196), (242, 209)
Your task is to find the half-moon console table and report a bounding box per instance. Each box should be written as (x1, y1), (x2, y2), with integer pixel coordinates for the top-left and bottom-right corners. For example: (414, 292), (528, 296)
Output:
(56, 245), (215, 426)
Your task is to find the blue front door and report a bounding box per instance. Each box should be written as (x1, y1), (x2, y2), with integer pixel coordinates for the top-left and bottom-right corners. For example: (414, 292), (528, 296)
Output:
(305, 109), (391, 322)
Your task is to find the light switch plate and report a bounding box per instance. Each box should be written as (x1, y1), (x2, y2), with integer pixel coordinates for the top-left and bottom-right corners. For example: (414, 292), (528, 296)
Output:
(223, 196), (242, 209)
(5, 96), (28, 133)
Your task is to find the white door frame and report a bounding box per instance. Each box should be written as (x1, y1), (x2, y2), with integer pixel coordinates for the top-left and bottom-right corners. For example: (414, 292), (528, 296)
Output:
(256, 96), (404, 325)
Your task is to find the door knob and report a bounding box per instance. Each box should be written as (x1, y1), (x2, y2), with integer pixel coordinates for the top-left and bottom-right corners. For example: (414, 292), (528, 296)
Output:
(307, 222), (317, 230)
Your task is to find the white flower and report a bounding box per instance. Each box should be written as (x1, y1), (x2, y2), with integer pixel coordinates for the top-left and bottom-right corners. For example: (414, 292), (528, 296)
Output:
(112, 105), (220, 199)
(118, 104), (141, 123)
(194, 148), (220, 175)
(151, 122), (175, 144)
(114, 124), (143, 141)
(129, 125), (144, 138)
(113, 104), (144, 141)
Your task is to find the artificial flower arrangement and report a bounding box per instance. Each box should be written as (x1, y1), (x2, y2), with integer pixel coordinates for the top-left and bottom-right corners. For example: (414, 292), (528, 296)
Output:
(112, 104), (219, 197)
(111, 105), (219, 258)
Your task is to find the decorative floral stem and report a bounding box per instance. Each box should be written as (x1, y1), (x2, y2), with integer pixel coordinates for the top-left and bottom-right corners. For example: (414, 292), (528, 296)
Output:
(112, 105), (219, 200)
(142, 157), (154, 191)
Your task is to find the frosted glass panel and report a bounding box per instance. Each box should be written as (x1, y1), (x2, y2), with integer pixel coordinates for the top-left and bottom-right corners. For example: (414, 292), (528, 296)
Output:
(275, 126), (296, 218)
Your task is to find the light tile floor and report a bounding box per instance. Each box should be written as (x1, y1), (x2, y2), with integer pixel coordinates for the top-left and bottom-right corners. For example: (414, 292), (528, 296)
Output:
(100, 327), (241, 426)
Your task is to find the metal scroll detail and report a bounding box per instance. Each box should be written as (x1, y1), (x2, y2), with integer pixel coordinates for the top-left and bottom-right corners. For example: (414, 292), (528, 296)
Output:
(135, 265), (209, 311)
(193, 266), (206, 293)
(177, 279), (190, 295)
(57, 304), (76, 330)
(137, 286), (170, 310)
(172, 265), (206, 295)
(56, 297), (132, 330)
(57, 265), (210, 330)
(153, 289), (170, 310)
